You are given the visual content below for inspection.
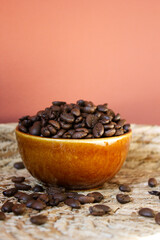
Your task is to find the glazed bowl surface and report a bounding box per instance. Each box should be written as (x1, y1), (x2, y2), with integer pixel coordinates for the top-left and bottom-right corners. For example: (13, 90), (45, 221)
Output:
(15, 127), (132, 189)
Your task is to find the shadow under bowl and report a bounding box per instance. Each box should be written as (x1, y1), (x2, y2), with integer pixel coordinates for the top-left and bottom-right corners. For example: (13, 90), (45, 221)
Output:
(15, 127), (132, 189)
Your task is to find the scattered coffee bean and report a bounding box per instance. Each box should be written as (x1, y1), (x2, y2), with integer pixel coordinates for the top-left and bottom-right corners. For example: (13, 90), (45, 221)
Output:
(3, 188), (17, 197)
(14, 183), (31, 191)
(119, 184), (131, 192)
(89, 204), (111, 216)
(77, 195), (95, 204)
(138, 208), (155, 218)
(13, 162), (25, 170)
(148, 178), (157, 187)
(66, 192), (79, 198)
(30, 193), (40, 200)
(64, 199), (81, 209)
(0, 212), (6, 220)
(31, 199), (46, 210)
(116, 194), (131, 204)
(14, 192), (32, 203)
(155, 212), (160, 225)
(1, 201), (14, 213)
(12, 204), (26, 215)
(12, 176), (25, 183)
(48, 198), (60, 207)
(38, 194), (50, 203)
(30, 214), (48, 225)
(53, 193), (67, 202)
(26, 199), (36, 208)
(32, 184), (44, 192)
(87, 192), (104, 203)
(148, 191), (160, 196)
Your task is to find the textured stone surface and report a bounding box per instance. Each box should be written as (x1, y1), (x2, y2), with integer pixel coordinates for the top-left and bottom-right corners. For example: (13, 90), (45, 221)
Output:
(1, 123), (160, 240)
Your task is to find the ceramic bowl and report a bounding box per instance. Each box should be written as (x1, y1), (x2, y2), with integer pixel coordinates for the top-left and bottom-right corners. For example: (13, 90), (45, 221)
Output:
(15, 127), (132, 189)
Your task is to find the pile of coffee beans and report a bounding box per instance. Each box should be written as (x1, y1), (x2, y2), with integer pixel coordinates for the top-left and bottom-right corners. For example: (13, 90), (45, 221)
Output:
(18, 100), (131, 139)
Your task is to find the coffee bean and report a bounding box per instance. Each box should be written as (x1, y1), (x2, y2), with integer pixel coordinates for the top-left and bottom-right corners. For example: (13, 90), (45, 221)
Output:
(30, 193), (40, 200)
(53, 193), (67, 202)
(77, 195), (94, 204)
(48, 120), (61, 130)
(116, 194), (131, 204)
(85, 134), (93, 139)
(97, 104), (108, 112)
(148, 178), (157, 187)
(51, 105), (60, 112)
(117, 119), (126, 127)
(47, 125), (57, 135)
(115, 129), (124, 136)
(30, 214), (48, 225)
(93, 123), (104, 138)
(12, 204), (26, 215)
(123, 124), (131, 132)
(104, 123), (115, 130)
(38, 194), (50, 204)
(56, 129), (66, 137)
(86, 114), (98, 128)
(72, 131), (88, 139)
(75, 116), (83, 123)
(31, 199), (46, 210)
(18, 125), (28, 133)
(60, 113), (75, 123)
(46, 187), (64, 195)
(1, 201), (14, 213)
(52, 101), (66, 106)
(15, 183), (31, 191)
(48, 198), (60, 207)
(32, 185), (44, 192)
(113, 113), (121, 122)
(77, 99), (85, 106)
(99, 115), (111, 124)
(64, 199), (81, 209)
(13, 161), (25, 170)
(138, 208), (155, 218)
(82, 106), (96, 114)
(74, 121), (86, 129)
(155, 212), (160, 225)
(119, 184), (131, 192)
(60, 121), (72, 130)
(71, 107), (81, 117)
(12, 176), (25, 183)
(15, 192), (32, 203)
(107, 109), (115, 119)
(3, 188), (17, 197)
(75, 128), (89, 133)
(87, 192), (104, 203)
(89, 204), (111, 216)
(148, 191), (160, 196)
(66, 192), (79, 198)
(29, 121), (41, 136)
(104, 129), (116, 137)
(0, 212), (6, 220)
(41, 127), (51, 137)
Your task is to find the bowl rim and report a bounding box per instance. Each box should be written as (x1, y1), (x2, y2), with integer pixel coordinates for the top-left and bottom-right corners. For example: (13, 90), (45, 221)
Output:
(15, 125), (132, 143)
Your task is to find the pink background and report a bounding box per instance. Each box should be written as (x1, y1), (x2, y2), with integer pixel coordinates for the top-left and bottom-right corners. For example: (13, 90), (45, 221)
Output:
(0, 0), (160, 124)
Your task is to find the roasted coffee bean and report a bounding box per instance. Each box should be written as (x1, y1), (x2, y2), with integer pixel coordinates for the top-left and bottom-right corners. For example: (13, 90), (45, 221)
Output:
(155, 212), (160, 225)
(30, 193), (40, 200)
(97, 104), (108, 112)
(86, 114), (98, 128)
(71, 107), (81, 117)
(32, 185), (44, 192)
(74, 121), (86, 129)
(12, 204), (26, 215)
(67, 129), (75, 135)
(29, 121), (41, 136)
(89, 204), (111, 216)
(60, 121), (72, 130)
(38, 194), (49, 203)
(15, 192), (32, 203)
(51, 105), (60, 112)
(123, 124), (131, 132)
(117, 119), (126, 127)
(73, 194), (85, 200)
(15, 183), (31, 191)
(60, 113), (75, 123)
(1, 201), (14, 213)
(31, 200), (46, 210)
(72, 131), (88, 139)
(48, 198), (59, 207)
(48, 120), (61, 130)
(3, 188), (17, 197)
(52, 101), (66, 106)
(46, 187), (63, 195)
(41, 127), (51, 137)
(104, 129), (116, 137)
(66, 192), (79, 198)
(26, 199), (36, 208)
(56, 129), (66, 137)
(12, 176), (25, 183)
(115, 129), (124, 136)
(75, 116), (83, 123)
(30, 214), (48, 225)
(64, 198), (81, 209)
(18, 125), (28, 133)
(148, 178), (157, 187)
(138, 208), (155, 218)
(47, 125), (57, 135)
(104, 123), (115, 130)
(93, 123), (104, 138)
(85, 134), (93, 138)
(113, 113), (121, 122)
(99, 115), (111, 124)
(77, 99), (85, 106)
(53, 193), (67, 202)
(148, 191), (160, 196)
(78, 195), (94, 204)
(13, 161), (25, 170)
(0, 212), (6, 220)
(87, 192), (104, 203)
(119, 184), (131, 192)
(75, 128), (89, 133)
(107, 109), (115, 118)
(62, 132), (72, 138)
(116, 194), (131, 204)
(82, 106), (96, 114)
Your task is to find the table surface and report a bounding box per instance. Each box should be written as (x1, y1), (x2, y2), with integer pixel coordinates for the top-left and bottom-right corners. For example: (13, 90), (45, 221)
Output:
(1, 123), (160, 240)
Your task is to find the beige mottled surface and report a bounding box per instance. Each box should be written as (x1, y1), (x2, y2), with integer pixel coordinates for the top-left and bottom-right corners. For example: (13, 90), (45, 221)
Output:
(1, 123), (160, 240)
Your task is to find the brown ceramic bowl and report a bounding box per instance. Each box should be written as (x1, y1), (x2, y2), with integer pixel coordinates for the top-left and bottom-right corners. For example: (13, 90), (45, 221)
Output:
(15, 127), (132, 189)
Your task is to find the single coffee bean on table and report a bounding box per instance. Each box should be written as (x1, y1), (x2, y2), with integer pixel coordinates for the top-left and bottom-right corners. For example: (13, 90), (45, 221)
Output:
(116, 194), (131, 204)
(3, 188), (18, 197)
(155, 213), (160, 225)
(77, 195), (95, 204)
(14, 183), (31, 191)
(148, 191), (160, 196)
(148, 178), (157, 187)
(119, 184), (131, 192)
(30, 214), (48, 225)
(138, 208), (155, 218)
(14, 192), (32, 203)
(0, 212), (6, 221)
(64, 198), (81, 209)
(12, 203), (26, 215)
(12, 176), (25, 183)
(32, 184), (44, 192)
(89, 204), (111, 216)
(1, 201), (14, 213)
(31, 199), (46, 211)
(87, 192), (104, 203)
(13, 162), (25, 170)
(18, 100), (131, 139)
